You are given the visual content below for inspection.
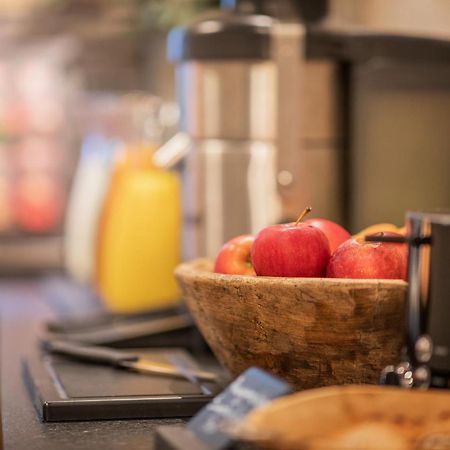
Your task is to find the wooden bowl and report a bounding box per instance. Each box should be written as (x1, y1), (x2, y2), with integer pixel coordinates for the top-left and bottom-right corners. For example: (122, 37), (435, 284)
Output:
(175, 259), (407, 389)
(239, 385), (450, 450)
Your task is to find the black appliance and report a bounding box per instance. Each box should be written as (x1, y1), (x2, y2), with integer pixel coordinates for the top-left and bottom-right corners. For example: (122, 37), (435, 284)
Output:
(376, 211), (450, 389)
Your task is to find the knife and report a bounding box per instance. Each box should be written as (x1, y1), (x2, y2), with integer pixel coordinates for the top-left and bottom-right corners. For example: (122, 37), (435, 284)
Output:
(42, 340), (218, 382)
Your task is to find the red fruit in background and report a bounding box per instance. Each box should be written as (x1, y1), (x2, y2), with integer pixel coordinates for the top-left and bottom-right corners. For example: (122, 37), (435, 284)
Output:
(251, 222), (331, 278)
(214, 234), (256, 276)
(15, 173), (62, 233)
(326, 232), (407, 280)
(304, 218), (351, 254)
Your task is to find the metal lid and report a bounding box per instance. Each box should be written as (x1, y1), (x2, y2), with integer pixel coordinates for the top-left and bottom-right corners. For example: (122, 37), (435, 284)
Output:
(306, 27), (450, 63)
(167, 11), (274, 61)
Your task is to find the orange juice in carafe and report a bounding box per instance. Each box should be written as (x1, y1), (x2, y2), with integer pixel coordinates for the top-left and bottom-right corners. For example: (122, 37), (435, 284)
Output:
(96, 144), (181, 313)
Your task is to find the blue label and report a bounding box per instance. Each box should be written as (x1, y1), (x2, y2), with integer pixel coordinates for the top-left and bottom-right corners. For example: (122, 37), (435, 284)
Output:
(187, 367), (292, 449)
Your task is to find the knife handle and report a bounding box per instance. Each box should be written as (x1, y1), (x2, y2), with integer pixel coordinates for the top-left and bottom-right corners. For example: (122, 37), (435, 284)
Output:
(42, 340), (138, 365)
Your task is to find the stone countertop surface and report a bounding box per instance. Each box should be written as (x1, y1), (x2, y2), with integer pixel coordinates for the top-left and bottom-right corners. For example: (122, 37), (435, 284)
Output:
(0, 276), (186, 450)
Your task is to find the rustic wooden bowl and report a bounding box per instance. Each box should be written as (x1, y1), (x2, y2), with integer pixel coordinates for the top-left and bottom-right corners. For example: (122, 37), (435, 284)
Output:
(175, 259), (407, 389)
(238, 385), (450, 450)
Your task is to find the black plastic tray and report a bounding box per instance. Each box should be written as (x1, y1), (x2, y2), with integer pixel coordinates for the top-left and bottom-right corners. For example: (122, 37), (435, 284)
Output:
(22, 348), (222, 422)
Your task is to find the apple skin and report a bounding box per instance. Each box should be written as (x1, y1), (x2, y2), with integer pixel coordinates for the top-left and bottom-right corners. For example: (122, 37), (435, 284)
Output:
(304, 218), (351, 254)
(326, 232), (407, 280)
(214, 234), (256, 276)
(251, 223), (331, 277)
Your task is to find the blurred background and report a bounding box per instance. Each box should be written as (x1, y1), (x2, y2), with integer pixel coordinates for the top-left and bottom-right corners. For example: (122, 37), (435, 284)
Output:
(0, 0), (448, 312)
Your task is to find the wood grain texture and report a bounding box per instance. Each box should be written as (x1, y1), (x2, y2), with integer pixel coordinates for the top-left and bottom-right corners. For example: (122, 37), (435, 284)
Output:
(175, 259), (407, 389)
(239, 385), (450, 450)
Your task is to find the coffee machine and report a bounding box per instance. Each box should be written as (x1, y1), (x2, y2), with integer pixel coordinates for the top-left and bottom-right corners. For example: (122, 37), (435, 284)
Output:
(165, 0), (450, 260)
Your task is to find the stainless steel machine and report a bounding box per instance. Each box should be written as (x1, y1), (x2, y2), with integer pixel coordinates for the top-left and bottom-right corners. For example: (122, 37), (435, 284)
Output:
(165, 0), (450, 260)
(166, 0), (340, 260)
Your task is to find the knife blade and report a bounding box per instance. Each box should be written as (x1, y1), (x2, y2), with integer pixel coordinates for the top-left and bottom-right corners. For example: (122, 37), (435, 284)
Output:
(167, 353), (213, 395)
(42, 339), (218, 382)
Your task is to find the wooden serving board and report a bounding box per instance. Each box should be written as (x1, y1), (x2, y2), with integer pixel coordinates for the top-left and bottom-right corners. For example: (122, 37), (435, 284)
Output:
(238, 385), (450, 450)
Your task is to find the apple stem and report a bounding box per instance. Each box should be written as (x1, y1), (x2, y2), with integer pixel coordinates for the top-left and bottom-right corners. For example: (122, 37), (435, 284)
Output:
(295, 206), (312, 225)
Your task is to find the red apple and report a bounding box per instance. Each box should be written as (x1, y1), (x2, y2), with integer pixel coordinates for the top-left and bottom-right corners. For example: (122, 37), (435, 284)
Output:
(251, 220), (331, 277)
(326, 232), (407, 280)
(214, 234), (256, 276)
(304, 218), (351, 254)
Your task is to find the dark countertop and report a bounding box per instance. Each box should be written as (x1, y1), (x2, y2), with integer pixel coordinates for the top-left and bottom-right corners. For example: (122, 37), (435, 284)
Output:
(0, 276), (185, 450)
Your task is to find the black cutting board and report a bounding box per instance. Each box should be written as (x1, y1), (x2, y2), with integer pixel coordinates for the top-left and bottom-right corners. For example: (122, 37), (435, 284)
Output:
(22, 348), (222, 422)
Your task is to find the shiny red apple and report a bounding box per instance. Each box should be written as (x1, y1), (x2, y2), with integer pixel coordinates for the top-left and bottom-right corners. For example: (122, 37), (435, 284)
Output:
(214, 234), (256, 276)
(251, 218), (331, 277)
(326, 232), (407, 280)
(304, 218), (351, 254)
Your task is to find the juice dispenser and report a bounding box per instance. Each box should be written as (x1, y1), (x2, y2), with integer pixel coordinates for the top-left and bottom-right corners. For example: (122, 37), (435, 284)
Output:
(96, 96), (182, 313)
